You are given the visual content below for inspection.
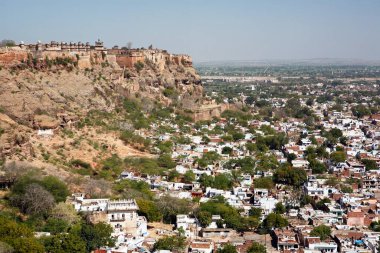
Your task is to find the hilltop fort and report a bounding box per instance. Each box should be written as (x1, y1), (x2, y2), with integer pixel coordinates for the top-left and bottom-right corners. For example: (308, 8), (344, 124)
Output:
(0, 39), (193, 71)
(0, 39), (225, 159)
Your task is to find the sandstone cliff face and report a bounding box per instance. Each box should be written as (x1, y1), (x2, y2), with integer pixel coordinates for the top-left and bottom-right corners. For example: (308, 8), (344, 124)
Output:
(0, 46), (204, 124)
(0, 46), (226, 166)
(0, 49), (28, 65)
(0, 47), (207, 160)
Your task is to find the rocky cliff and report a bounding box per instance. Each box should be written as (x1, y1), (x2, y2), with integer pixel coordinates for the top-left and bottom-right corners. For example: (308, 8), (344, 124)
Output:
(0, 47), (204, 126)
(0, 46), (225, 166)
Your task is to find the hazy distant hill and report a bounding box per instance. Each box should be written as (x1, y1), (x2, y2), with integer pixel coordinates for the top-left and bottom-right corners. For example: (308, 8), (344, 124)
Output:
(195, 58), (380, 67)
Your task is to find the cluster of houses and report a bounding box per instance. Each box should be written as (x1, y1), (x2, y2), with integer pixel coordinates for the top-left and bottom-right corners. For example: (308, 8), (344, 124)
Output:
(68, 93), (380, 253)
(70, 193), (148, 252)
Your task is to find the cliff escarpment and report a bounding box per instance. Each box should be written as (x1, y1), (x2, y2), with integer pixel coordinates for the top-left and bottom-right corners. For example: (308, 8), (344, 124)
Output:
(0, 44), (225, 169)
(0, 46), (204, 126)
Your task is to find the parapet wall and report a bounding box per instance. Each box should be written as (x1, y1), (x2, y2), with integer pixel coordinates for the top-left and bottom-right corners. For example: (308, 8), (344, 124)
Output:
(0, 47), (109, 69)
(0, 49), (28, 65)
(114, 49), (193, 70)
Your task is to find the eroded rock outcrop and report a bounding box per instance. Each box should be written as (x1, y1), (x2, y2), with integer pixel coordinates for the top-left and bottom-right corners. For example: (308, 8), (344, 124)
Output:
(0, 42), (224, 161)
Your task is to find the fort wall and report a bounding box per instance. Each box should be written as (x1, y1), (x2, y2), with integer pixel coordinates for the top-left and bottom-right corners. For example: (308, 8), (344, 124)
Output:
(0, 41), (194, 71)
(0, 50), (28, 65)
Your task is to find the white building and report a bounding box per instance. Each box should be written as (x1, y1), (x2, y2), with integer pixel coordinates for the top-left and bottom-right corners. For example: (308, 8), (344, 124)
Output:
(71, 195), (148, 242)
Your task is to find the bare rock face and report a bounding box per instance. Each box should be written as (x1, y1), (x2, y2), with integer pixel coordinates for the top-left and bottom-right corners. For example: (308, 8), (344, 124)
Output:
(32, 115), (60, 129)
(0, 47), (225, 163)
(0, 50), (28, 65)
(0, 47), (206, 126)
(0, 69), (110, 126)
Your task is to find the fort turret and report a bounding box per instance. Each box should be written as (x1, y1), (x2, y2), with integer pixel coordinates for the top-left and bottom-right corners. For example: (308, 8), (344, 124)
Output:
(95, 39), (104, 51)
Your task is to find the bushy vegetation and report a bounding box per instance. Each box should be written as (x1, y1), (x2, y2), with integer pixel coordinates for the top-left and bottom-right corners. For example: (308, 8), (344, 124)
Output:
(120, 130), (150, 151)
(153, 235), (186, 252)
(98, 154), (124, 180)
(124, 157), (173, 175)
(199, 197), (260, 231)
(310, 225), (331, 240)
(134, 61), (144, 73)
(273, 164), (307, 187)
(199, 173), (233, 190)
(10, 174), (69, 213)
(0, 169), (113, 253)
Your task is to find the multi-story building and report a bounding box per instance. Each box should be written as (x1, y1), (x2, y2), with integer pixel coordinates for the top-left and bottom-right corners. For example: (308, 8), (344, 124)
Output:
(71, 195), (147, 238)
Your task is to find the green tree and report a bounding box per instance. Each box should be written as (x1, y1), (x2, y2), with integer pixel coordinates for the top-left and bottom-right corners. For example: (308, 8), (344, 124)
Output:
(200, 199), (250, 231)
(222, 146), (233, 155)
(197, 151), (221, 168)
(329, 128), (343, 139)
(202, 135), (211, 144)
(256, 133), (288, 151)
(168, 170), (180, 181)
(309, 159), (327, 174)
(246, 142), (257, 153)
(0, 39), (16, 47)
(254, 177), (274, 190)
(153, 235), (186, 251)
(369, 221), (380, 232)
(43, 218), (69, 234)
(256, 154), (279, 172)
(221, 134), (233, 142)
(245, 96), (255, 105)
(232, 132), (245, 141)
(217, 243), (238, 253)
(163, 87), (178, 98)
(249, 207), (262, 220)
(197, 211), (212, 227)
(262, 213), (288, 230)
(0, 217), (44, 253)
(225, 157), (256, 174)
(362, 159), (378, 171)
(315, 198), (331, 210)
(310, 225), (331, 240)
(287, 153), (297, 163)
(340, 185), (353, 193)
(80, 222), (115, 252)
(113, 179), (153, 200)
(213, 173), (233, 190)
(224, 214), (248, 232)
(330, 151), (347, 163)
(306, 98), (314, 107)
(157, 141), (173, 154)
(199, 174), (214, 188)
(351, 104), (370, 118)
(158, 154), (176, 169)
(316, 146), (329, 158)
(246, 216), (260, 230)
(273, 165), (307, 187)
(9, 238), (45, 253)
(40, 176), (70, 203)
(156, 195), (192, 223)
(10, 174), (69, 204)
(230, 169), (242, 186)
(100, 154), (124, 180)
(183, 170), (196, 183)
(274, 202), (286, 214)
(43, 233), (86, 253)
(247, 242), (267, 253)
(136, 199), (162, 222)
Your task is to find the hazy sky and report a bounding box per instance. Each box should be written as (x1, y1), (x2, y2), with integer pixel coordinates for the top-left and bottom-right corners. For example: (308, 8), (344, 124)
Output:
(1, 0), (379, 62)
